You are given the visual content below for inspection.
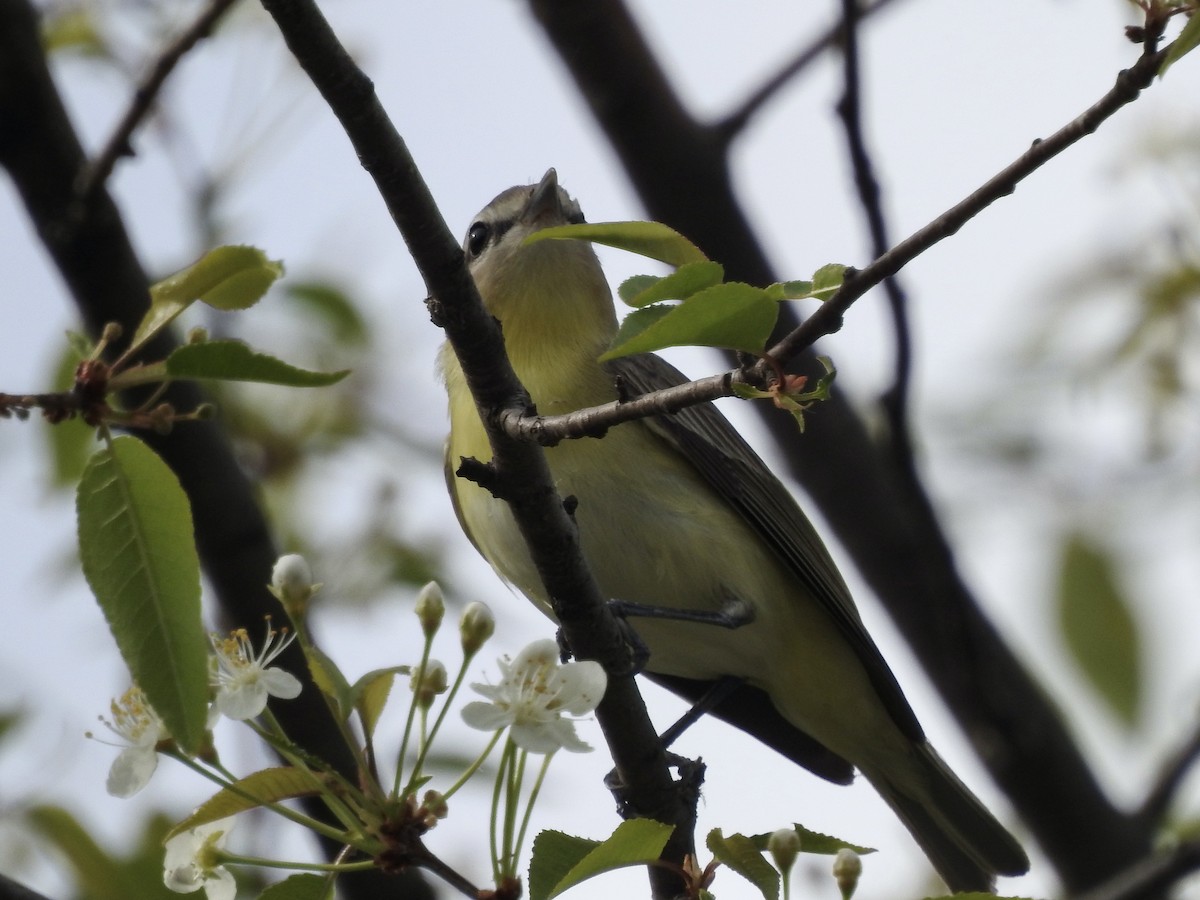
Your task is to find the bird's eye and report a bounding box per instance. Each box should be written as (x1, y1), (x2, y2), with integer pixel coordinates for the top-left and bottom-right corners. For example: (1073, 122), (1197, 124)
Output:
(466, 221), (491, 258)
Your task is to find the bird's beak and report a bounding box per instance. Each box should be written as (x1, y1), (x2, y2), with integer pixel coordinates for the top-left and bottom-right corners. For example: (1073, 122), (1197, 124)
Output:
(522, 168), (562, 226)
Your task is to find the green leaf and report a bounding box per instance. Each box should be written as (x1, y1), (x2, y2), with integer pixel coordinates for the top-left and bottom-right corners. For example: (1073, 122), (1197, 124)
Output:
(528, 819), (674, 900)
(349, 666), (412, 738)
(27, 805), (135, 900)
(286, 281), (368, 344)
(259, 874), (331, 900)
(76, 436), (207, 752)
(601, 282), (779, 360)
(810, 263), (848, 299)
(617, 275), (661, 305)
(130, 246), (283, 355)
(46, 341), (94, 487)
(1161, 12), (1200, 76)
(618, 261), (726, 308)
(166, 768), (324, 840)
(707, 830), (779, 900)
(1056, 533), (1142, 727)
(525, 221), (708, 267)
(305, 644), (354, 717)
(165, 340), (349, 387)
(747, 824), (875, 856)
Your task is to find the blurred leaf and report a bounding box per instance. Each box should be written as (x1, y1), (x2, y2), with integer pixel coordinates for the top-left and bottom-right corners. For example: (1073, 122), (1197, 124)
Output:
(1056, 533), (1143, 728)
(76, 436), (207, 752)
(616, 261), (726, 308)
(528, 819), (673, 900)
(259, 873), (331, 900)
(747, 823), (875, 856)
(707, 829), (778, 900)
(41, 8), (108, 56)
(1161, 12), (1200, 76)
(305, 643), (354, 717)
(131, 246), (283, 356)
(601, 283), (779, 360)
(27, 806), (135, 900)
(166, 768), (324, 840)
(526, 221), (707, 267)
(165, 340), (350, 387)
(285, 282), (369, 344)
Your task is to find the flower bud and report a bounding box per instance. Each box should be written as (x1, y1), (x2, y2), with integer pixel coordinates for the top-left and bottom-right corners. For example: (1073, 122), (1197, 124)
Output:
(410, 659), (448, 708)
(414, 581), (445, 638)
(459, 601), (495, 655)
(270, 554), (319, 618)
(422, 789), (448, 821)
(832, 848), (862, 900)
(767, 827), (801, 876)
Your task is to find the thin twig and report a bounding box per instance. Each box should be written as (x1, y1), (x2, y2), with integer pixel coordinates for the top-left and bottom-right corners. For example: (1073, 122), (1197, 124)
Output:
(715, 0), (906, 143)
(1138, 713), (1200, 830)
(74, 0), (240, 204)
(834, 0), (914, 452)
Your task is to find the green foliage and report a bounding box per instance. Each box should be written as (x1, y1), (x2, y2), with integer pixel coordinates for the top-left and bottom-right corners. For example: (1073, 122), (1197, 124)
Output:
(285, 281), (370, 344)
(707, 829), (780, 900)
(350, 666), (412, 737)
(1056, 533), (1143, 728)
(46, 341), (94, 487)
(1161, 11), (1200, 75)
(526, 220), (707, 267)
(617, 261), (726, 307)
(527, 819), (674, 900)
(747, 823), (875, 856)
(76, 435), (208, 752)
(165, 768), (325, 840)
(165, 339), (349, 387)
(27, 806), (179, 900)
(258, 873), (332, 900)
(129, 245), (283, 357)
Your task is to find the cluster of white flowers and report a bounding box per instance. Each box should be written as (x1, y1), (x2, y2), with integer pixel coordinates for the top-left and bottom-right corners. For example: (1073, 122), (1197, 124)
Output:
(94, 557), (610, 899)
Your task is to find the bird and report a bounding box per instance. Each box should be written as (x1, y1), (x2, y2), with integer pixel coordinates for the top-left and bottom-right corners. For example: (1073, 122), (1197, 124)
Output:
(439, 168), (1029, 893)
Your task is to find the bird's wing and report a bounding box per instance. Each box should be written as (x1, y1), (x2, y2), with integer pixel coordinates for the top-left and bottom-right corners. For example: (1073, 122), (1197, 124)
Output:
(607, 353), (924, 742)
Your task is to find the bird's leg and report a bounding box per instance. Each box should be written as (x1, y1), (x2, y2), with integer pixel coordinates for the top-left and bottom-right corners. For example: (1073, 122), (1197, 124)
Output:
(609, 592), (755, 631)
(658, 675), (747, 749)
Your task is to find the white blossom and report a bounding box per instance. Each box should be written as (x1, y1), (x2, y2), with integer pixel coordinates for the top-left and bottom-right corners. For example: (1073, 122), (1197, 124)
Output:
(99, 685), (166, 798)
(209, 623), (301, 721)
(461, 639), (606, 753)
(163, 817), (237, 900)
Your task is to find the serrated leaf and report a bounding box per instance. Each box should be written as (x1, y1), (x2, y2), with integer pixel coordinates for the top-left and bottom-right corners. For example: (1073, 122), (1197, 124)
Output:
(601, 282), (778, 360)
(1056, 533), (1142, 727)
(528, 819), (674, 900)
(166, 768), (324, 840)
(618, 275), (662, 305)
(349, 666), (411, 737)
(747, 824), (875, 856)
(707, 830), (779, 900)
(1161, 13), (1200, 76)
(620, 261), (726, 308)
(76, 436), (206, 752)
(165, 340), (349, 387)
(130, 246), (283, 355)
(526, 221), (708, 267)
(259, 873), (331, 900)
(286, 281), (368, 344)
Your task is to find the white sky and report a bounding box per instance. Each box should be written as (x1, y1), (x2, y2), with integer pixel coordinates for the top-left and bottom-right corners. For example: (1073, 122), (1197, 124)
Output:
(2, 1), (1200, 898)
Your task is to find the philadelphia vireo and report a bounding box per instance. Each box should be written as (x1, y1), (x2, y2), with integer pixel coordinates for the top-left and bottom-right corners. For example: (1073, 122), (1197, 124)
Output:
(440, 169), (1028, 892)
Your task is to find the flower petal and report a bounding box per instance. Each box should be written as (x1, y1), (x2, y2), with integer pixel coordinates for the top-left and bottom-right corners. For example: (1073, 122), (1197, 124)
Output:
(461, 701), (513, 732)
(107, 744), (158, 798)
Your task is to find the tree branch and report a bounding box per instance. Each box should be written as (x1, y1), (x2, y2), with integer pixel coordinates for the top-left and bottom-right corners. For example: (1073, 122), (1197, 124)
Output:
(74, 0), (241, 206)
(252, 1), (696, 894)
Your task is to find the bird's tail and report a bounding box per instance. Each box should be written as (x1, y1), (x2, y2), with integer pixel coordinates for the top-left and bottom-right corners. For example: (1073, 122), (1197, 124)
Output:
(863, 743), (1028, 893)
